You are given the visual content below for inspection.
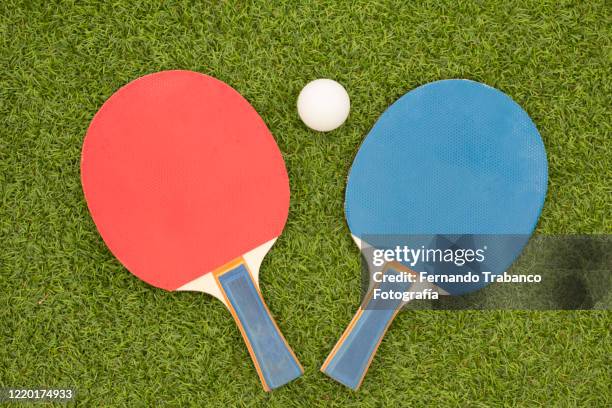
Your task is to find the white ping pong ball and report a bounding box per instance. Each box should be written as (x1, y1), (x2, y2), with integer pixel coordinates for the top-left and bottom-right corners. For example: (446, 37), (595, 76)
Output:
(297, 79), (350, 132)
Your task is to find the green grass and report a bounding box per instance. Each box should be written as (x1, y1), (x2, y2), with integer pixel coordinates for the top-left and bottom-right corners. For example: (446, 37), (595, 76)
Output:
(1, 0), (610, 406)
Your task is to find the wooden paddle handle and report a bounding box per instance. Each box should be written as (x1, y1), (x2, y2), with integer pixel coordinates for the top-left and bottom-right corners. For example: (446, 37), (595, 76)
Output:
(215, 263), (303, 391)
(320, 264), (414, 390)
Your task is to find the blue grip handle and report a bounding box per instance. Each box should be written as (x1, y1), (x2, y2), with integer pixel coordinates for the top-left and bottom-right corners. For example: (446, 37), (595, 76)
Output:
(321, 266), (412, 390)
(217, 264), (302, 391)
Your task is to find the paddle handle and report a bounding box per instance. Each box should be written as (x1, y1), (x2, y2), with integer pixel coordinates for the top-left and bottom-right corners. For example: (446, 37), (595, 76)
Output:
(215, 263), (302, 391)
(321, 264), (413, 390)
(320, 307), (399, 389)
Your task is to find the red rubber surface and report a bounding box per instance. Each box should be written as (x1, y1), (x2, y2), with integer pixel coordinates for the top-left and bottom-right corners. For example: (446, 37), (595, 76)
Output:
(81, 71), (289, 290)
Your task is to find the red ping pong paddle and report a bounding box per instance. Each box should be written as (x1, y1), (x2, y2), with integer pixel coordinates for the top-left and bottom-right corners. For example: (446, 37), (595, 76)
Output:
(81, 70), (303, 391)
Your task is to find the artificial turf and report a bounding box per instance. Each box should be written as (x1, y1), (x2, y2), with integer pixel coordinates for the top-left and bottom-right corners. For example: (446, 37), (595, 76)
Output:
(1, 0), (610, 406)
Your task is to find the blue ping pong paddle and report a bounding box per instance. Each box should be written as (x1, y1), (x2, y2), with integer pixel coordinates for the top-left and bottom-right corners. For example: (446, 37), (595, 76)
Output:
(320, 79), (548, 390)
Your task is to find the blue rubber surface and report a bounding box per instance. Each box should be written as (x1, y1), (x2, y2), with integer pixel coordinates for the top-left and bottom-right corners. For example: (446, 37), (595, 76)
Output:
(345, 80), (547, 294)
(218, 265), (302, 389)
